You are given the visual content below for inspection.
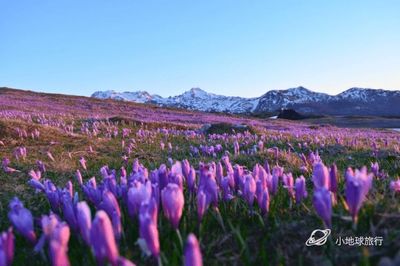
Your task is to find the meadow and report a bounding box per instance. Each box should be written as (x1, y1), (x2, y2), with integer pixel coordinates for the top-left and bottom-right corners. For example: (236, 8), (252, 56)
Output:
(0, 88), (400, 266)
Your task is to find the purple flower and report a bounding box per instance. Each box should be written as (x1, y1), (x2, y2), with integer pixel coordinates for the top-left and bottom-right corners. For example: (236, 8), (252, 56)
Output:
(221, 156), (234, 174)
(28, 169), (41, 181)
(313, 188), (332, 228)
(259, 188), (270, 215)
(161, 183), (184, 229)
(199, 171), (218, 208)
(139, 202), (160, 258)
(90, 210), (119, 265)
(44, 180), (61, 212)
(0, 228), (14, 266)
(312, 162), (330, 190)
(329, 164), (338, 194)
(197, 190), (207, 222)
(345, 168), (373, 223)
(8, 197), (36, 243)
(233, 141), (240, 156)
(182, 159), (191, 179)
(82, 177), (101, 206)
(243, 175), (256, 207)
(215, 162), (223, 185)
(221, 177), (234, 201)
(282, 173), (294, 197)
(233, 165), (244, 191)
(28, 178), (45, 192)
(49, 222), (71, 266)
(127, 181), (152, 218)
(184, 234), (203, 266)
(371, 162), (379, 177)
(79, 157), (87, 170)
(60, 191), (78, 232)
(390, 179), (400, 193)
(294, 176), (307, 204)
(36, 160), (46, 173)
(76, 201), (91, 245)
(99, 191), (122, 239)
(187, 167), (197, 193)
(158, 164), (169, 191)
(75, 170), (83, 186)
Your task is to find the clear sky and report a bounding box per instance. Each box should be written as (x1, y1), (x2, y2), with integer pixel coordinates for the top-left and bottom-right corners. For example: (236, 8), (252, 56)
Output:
(1, 0), (399, 97)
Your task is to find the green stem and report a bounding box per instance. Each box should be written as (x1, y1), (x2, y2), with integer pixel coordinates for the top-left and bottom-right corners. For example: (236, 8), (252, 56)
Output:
(157, 255), (163, 266)
(176, 229), (183, 251)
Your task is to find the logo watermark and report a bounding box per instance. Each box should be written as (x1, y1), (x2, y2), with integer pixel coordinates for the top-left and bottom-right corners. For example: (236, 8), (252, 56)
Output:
(305, 229), (331, 246)
(306, 229), (383, 247)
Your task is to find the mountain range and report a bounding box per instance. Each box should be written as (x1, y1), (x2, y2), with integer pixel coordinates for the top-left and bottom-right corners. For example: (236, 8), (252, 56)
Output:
(92, 87), (400, 116)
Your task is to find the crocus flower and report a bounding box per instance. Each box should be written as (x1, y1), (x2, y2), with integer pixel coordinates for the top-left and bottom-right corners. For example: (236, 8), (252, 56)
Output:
(139, 203), (160, 258)
(82, 177), (101, 206)
(49, 222), (71, 266)
(44, 180), (61, 213)
(294, 176), (307, 204)
(233, 141), (240, 156)
(221, 177), (234, 201)
(182, 159), (191, 179)
(90, 211), (119, 265)
(282, 173), (294, 197)
(36, 160), (46, 173)
(161, 183), (184, 229)
(99, 191), (122, 239)
(2, 158), (18, 173)
(312, 162), (330, 190)
(371, 162), (379, 177)
(243, 175), (256, 207)
(75, 170), (83, 186)
(345, 168), (373, 224)
(79, 157), (87, 170)
(259, 188), (270, 215)
(197, 190), (207, 222)
(187, 167), (197, 193)
(221, 156), (234, 174)
(329, 164), (338, 195)
(28, 178), (45, 192)
(28, 169), (41, 181)
(127, 181), (152, 218)
(184, 234), (203, 266)
(313, 188), (332, 228)
(60, 191), (78, 232)
(0, 228), (14, 266)
(76, 201), (92, 245)
(8, 197), (36, 243)
(390, 179), (400, 193)
(200, 171), (219, 208)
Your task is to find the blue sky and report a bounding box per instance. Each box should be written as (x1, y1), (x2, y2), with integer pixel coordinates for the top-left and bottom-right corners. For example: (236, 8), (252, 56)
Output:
(1, 0), (399, 97)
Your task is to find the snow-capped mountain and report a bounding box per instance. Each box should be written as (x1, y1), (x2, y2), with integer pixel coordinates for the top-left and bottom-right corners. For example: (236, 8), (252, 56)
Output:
(92, 87), (400, 116)
(91, 90), (162, 103)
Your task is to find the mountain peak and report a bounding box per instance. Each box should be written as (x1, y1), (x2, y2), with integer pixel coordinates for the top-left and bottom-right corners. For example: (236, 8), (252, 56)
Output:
(185, 87), (208, 97)
(92, 87), (400, 116)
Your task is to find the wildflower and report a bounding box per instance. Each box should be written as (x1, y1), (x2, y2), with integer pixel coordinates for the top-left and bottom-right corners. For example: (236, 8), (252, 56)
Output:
(294, 176), (307, 204)
(345, 168), (373, 224)
(8, 197), (36, 243)
(313, 188), (332, 228)
(161, 183), (184, 229)
(90, 211), (119, 265)
(184, 234), (203, 266)
(0, 228), (14, 266)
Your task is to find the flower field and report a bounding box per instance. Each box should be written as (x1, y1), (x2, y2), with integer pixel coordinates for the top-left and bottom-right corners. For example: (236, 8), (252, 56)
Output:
(0, 89), (400, 265)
